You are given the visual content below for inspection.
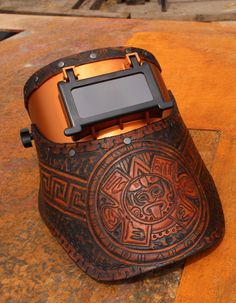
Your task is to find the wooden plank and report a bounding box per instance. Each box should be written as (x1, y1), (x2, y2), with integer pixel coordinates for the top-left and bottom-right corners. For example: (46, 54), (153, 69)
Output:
(0, 0), (235, 21)
(196, 11), (236, 21)
(89, 0), (105, 10)
(0, 7), (130, 18)
(72, 0), (87, 9)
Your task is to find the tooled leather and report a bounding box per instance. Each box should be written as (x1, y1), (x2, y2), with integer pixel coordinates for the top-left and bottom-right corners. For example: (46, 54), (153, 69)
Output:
(33, 105), (224, 281)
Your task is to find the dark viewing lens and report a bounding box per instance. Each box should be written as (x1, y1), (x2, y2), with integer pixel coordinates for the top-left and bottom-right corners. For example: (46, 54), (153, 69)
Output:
(71, 73), (153, 118)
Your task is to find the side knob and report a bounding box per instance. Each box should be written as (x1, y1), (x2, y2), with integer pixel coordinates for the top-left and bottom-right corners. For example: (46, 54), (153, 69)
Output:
(20, 128), (33, 148)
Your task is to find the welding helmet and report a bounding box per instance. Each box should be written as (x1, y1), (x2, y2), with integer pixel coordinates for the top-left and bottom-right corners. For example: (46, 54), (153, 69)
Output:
(20, 47), (224, 281)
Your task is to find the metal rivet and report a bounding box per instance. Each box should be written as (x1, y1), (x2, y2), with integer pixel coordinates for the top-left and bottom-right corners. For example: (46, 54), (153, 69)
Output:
(57, 61), (65, 68)
(90, 53), (96, 59)
(125, 48), (131, 54)
(35, 76), (39, 82)
(69, 149), (76, 157)
(124, 137), (132, 145)
(144, 51), (148, 56)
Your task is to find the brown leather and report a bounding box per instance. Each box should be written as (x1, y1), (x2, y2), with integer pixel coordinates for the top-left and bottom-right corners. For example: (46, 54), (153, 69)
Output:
(32, 103), (224, 281)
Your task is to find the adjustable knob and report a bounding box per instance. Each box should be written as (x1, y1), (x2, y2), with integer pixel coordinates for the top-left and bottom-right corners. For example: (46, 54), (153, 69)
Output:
(20, 128), (33, 148)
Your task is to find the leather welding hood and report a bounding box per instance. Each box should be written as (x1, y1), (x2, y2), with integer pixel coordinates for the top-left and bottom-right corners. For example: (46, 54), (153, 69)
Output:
(21, 47), (224, 281)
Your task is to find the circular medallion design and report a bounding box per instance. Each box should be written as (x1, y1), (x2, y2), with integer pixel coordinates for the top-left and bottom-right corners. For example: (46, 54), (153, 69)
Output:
(124, 174), (176, 224)
(87, 140), (209, 265)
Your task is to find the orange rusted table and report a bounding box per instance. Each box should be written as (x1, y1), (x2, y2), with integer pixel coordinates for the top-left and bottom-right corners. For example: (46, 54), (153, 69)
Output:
(0, 14), (235, 303)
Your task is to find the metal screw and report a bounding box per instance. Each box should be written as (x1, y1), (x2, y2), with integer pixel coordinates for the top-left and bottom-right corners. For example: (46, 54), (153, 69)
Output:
(89, 53), (96, 59)
(124, 137), (132, 145)
(35, 76), (39, 82)
(69, 149), (76, 157)
(57, 61), (65, 68)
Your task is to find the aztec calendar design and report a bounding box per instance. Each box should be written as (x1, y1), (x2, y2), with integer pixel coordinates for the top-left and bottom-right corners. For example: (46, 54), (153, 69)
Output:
(87, 140), (209, 264)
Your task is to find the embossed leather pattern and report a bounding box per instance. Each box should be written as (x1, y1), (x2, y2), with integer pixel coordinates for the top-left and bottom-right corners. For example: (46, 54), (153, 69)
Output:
(32, 104), (224, 281)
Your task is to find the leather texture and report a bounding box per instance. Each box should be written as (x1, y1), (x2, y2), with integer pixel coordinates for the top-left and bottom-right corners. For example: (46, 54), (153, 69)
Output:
(32, 103), (224, 281)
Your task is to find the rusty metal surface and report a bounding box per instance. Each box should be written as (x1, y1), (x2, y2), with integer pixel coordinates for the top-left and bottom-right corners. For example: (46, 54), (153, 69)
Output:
(127, 29), (236, 303)
(0, 14), (235, 302)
